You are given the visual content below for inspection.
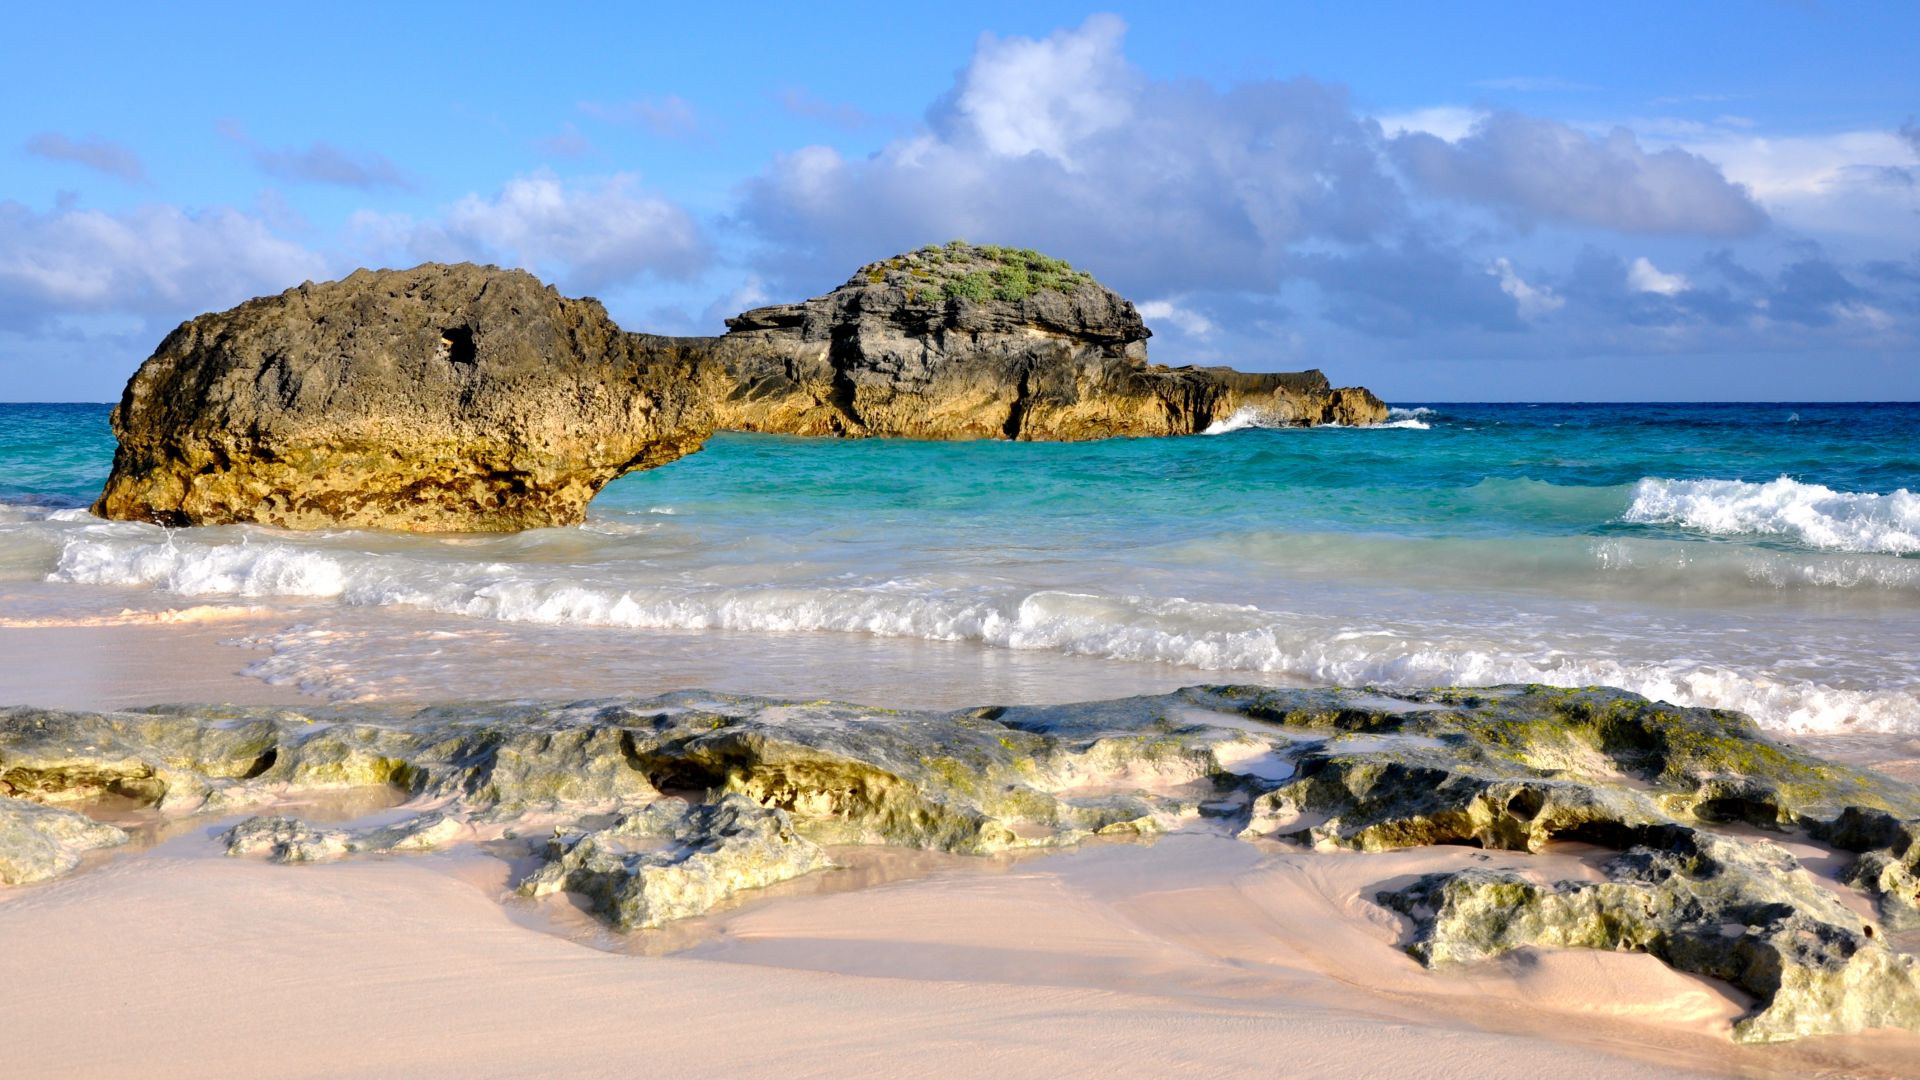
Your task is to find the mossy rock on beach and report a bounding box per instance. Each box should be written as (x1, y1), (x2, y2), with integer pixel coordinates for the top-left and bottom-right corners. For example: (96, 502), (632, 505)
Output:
(4, 684), (1919, 1042)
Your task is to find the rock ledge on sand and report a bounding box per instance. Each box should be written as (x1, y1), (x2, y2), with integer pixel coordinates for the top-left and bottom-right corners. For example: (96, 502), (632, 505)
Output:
(9, 684), (1914, 1042)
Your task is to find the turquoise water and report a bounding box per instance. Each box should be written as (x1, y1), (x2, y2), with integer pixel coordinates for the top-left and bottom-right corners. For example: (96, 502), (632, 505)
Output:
(3, 402), (1918, 731)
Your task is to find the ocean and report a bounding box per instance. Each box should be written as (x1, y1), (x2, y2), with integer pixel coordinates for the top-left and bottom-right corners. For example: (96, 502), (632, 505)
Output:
(3, 400), (1918, 735)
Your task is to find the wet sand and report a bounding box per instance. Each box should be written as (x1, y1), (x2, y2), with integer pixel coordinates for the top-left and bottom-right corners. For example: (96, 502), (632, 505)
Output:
(19, 821), (1920, 1079)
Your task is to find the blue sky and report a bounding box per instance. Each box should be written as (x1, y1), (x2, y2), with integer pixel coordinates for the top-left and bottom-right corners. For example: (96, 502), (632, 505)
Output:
(3, 2), (1916, 401)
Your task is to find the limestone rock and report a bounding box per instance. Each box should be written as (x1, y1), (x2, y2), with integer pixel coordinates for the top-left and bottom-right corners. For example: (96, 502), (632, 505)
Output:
(708, 242), (1386, 439)
(517, 794), (833, 929)
(222, 815), (352, 862)
(95, 245), (1386, 532)
(94, 264), (712, 531)
(11, 683), (1920, 1043)
(1813, 807), (1920, 930)
(0, 796), (127, 884)
(1379, 830), (1920, 1042)
(222, 810), (465, 863)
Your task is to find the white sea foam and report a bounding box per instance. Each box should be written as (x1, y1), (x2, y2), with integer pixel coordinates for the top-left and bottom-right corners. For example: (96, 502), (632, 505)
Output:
(48, 530), (1920, 734)
(1624, 476), (1920, 554)
(1202, 406), (1430, 433)
(1201, 408), (1272, 434)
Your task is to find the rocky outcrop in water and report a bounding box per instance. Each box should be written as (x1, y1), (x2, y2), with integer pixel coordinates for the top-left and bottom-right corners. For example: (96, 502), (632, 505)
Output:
(95, 244), (1386, 531)
(706, 243), (1385, 440)
(7, 684), (1913, 1042)
(92, 264), (712, 531)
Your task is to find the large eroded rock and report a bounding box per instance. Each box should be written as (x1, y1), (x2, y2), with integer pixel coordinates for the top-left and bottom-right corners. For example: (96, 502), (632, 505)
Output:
(707, 242), (1385, 439)
(96, 245), (1386, 532)
(93, 264), (712, 531)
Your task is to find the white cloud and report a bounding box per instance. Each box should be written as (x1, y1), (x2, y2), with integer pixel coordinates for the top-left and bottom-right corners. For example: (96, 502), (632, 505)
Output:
(0, 199), (325, 329)
(1136, 299), (1215, 337)
(741, 15), (1404, 297)
(1684, 129), (1914, 200)
(948, 14), (1136, 165)
(360, 172), (707, 290)
(1669, 128), (1920, 248)
(1392, 113), (1767, 235)
(1373, 106), (1485, 142)
(1627, 256), (1690, 295)
(1487, 257), (1565, 318)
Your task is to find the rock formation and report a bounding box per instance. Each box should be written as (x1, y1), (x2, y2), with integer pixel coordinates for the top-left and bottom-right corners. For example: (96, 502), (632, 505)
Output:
(92, 264), (712, 531)
(5, 684), (1920, 1041)
(95, 243), (1386, 532)
(705, 242), (1384, 440)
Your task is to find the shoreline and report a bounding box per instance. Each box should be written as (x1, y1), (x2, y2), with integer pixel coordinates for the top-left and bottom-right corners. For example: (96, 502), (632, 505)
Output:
(5, 815), (1918, 1077)
(6, 602), (1920, 1074)
(4, 600), (1916, 788)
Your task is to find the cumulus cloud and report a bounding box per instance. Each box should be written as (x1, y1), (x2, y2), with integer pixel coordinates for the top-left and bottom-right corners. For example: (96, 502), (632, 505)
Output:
(1487, 257), (1565, 318)
(24, 132), (146, 182)
(1627, 256), (1690, 295)
(1392, 112), (1768, 235)
(580, 96), (700, 139)
(1683, 128), (1918, 203)
(1373, 106), (1485, 142)
(357, 172), (707, 291)
(1136, 299), (1215, 337)
(741, 15), (1403, 298)
(0, 199), (325, 331)
(736, 15), (1807, 354)
(218, 121), (408, 190)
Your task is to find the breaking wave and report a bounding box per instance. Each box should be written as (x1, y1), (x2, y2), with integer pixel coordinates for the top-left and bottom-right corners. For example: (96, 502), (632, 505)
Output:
(1624, 477), (1920, 555)
(1202, 406), (1432, 434)
(48, 529), (1920, 733)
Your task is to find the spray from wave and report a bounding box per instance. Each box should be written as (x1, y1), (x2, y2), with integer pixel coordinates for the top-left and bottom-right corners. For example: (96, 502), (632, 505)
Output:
(1202, 405), (1432, 433)
(1624, 476), (1920, 555)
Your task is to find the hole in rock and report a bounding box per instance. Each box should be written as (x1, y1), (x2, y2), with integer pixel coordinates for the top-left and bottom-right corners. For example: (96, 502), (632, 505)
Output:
(239, 748), (279, 780)
(440, 326), (477, 364)
(1505, 788), (1545, 821)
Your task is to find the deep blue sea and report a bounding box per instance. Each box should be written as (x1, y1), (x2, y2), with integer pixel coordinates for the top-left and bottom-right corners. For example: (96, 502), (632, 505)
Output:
(3, 401), (1918, 732)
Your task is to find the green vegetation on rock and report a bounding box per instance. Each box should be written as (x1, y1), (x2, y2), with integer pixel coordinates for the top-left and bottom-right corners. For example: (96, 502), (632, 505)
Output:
(850, 240), (1097, 303)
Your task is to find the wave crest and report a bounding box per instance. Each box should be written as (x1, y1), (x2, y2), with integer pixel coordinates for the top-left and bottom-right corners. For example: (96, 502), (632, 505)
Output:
(1624, 476), (1920, 555)
(50, 530), (1919, 733)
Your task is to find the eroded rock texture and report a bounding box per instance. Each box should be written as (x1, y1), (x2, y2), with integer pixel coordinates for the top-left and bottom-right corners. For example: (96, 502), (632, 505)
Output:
(93, 264), (712, 531)
(5, 684), (1915, 1042)
(0, 795), (125, 884)
(1381, 833), (1920, 1043)
(96, 245), (1386, 531)
(706, 243), (1385, 439)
